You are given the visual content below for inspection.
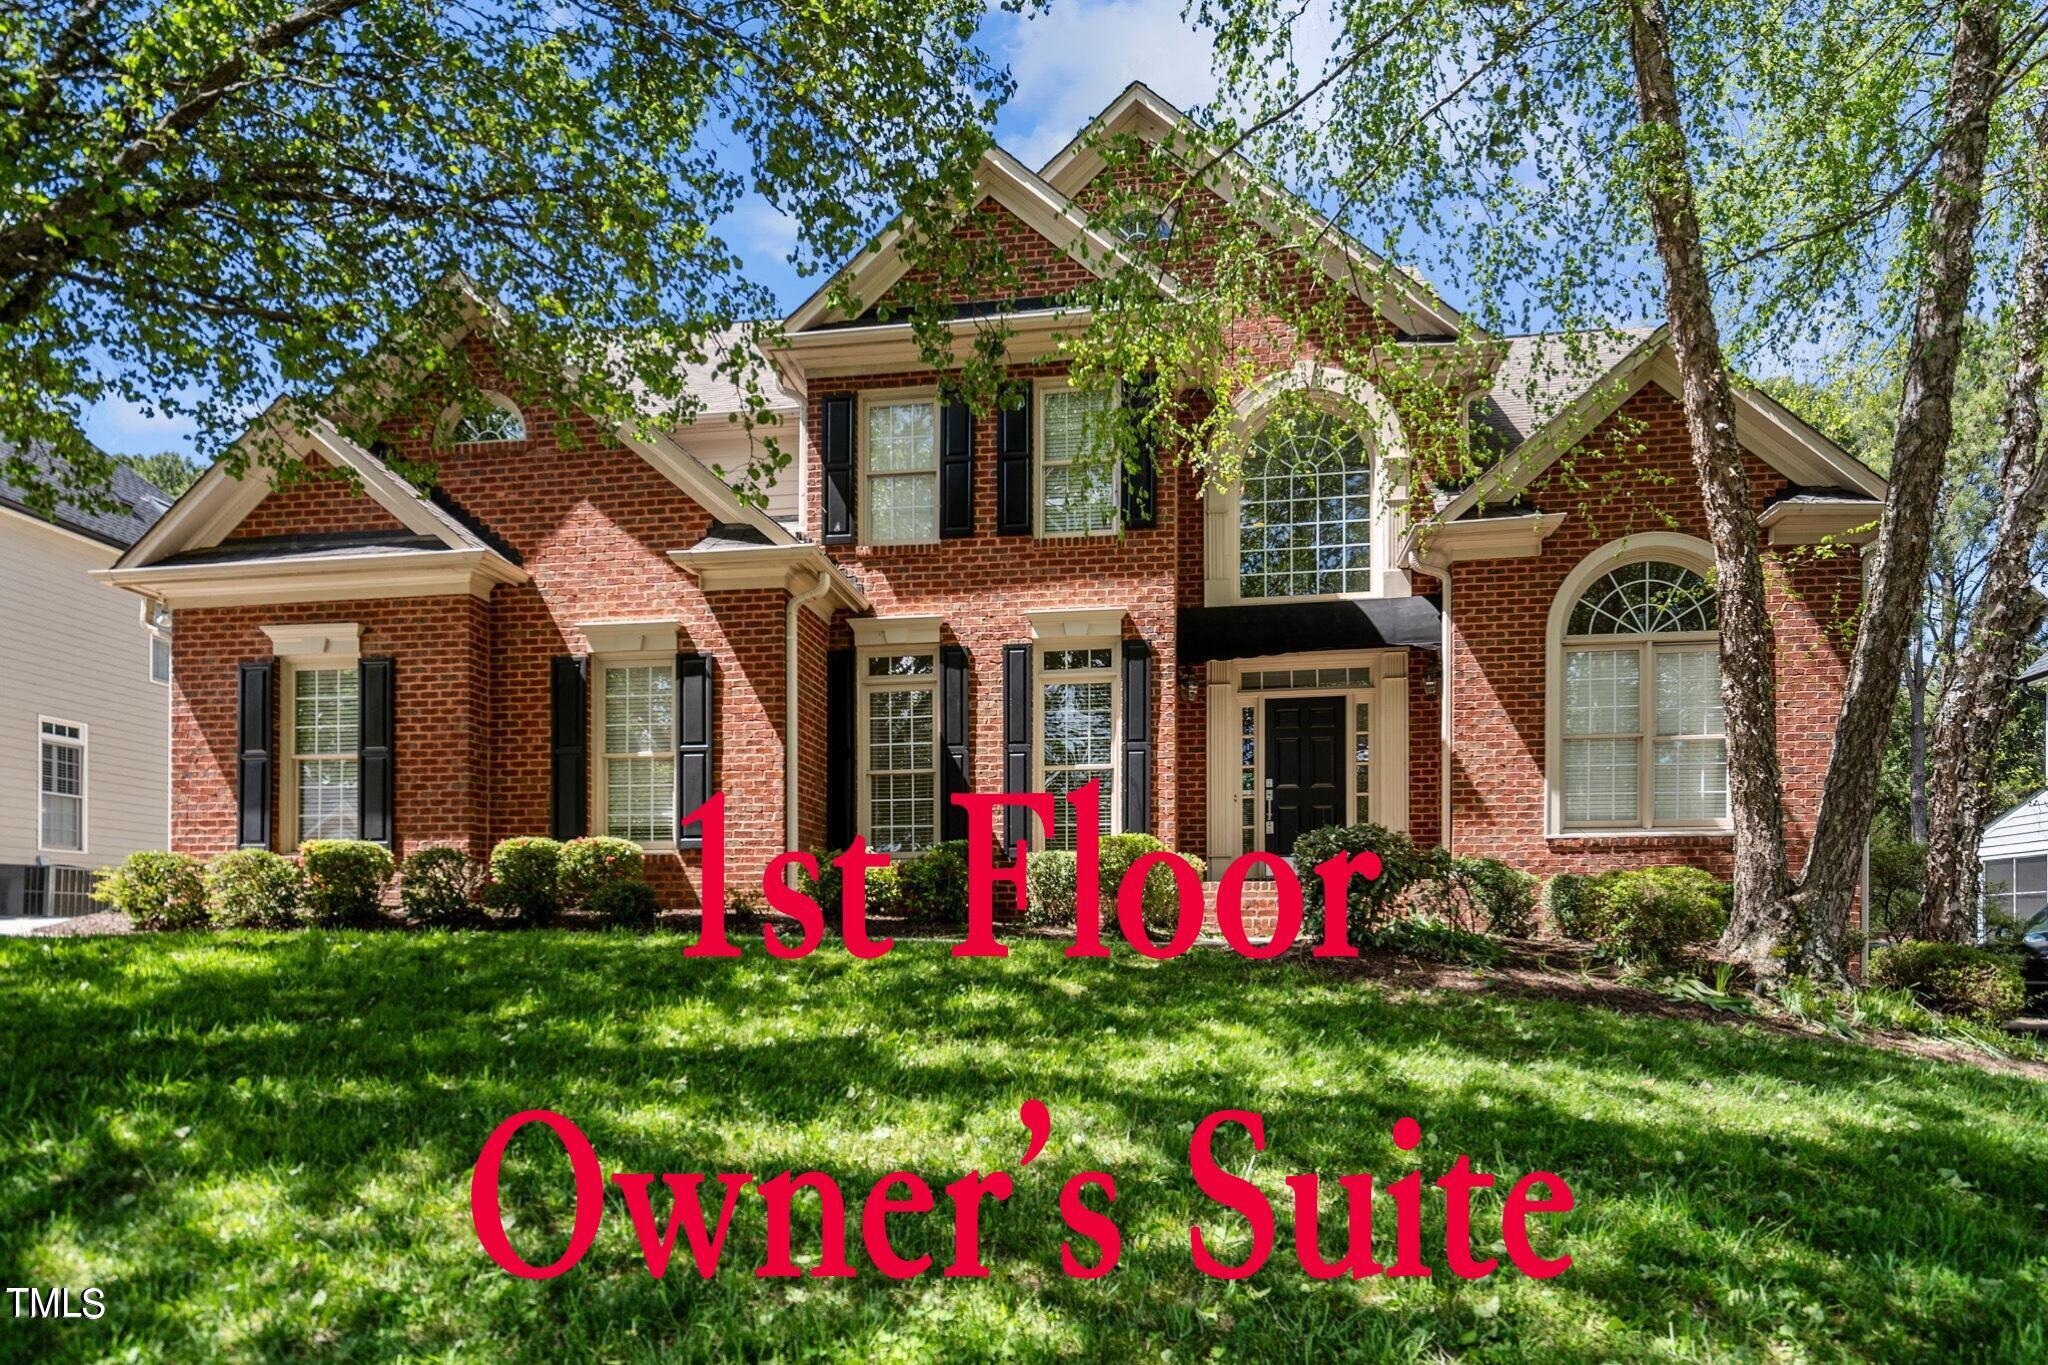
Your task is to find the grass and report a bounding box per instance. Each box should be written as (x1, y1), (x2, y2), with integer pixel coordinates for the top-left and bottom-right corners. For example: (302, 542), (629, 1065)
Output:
(2, 933), (2046, 1362)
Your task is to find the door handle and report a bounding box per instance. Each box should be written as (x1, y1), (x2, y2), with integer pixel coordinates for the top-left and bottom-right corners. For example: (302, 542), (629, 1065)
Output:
(1263, 777), (1275, 834)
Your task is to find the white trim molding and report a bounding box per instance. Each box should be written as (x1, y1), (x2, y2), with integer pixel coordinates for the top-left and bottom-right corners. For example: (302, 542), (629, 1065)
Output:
(1409, 510), (1567, 565)
(578, 619), (681, 655)
(848, 615), (944, 648)
(96, 548), (526, 608)
(1204, 360), (1414, 605)
(261, 622), (362, 659)
(1758, 495), (1881, 546)
(1025, 606), (1125, 641)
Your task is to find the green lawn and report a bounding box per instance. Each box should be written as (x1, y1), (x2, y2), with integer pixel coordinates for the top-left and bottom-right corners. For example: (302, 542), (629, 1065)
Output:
(2, 933), (2045, 1362)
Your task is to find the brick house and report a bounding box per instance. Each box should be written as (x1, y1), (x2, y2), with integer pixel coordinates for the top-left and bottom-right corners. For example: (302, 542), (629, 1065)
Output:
(99, 84), (1885, 910)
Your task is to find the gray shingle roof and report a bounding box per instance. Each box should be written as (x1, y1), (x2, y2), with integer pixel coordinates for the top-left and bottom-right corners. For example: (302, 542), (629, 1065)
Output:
(154, 531), (448, 567)
(0, 440), (173, 547)
(1470, 327), (1661, 455)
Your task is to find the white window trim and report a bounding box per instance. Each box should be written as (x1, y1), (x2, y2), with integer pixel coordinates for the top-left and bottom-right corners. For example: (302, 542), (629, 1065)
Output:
(589, 652), (680, 853)
(1033, 377), (1121, 540)
(857, 386), (942, 547)
(149, 630), (171, 684)
(281, 662), (363, 846)
(854, 639), (943, 857)
(1033, 641), (1122, 847)
(1202, 360), (1414, 606)
(439, 391), (528, 445)
(38, 717), (87, 854)
(1201, 650), (1410, 861)
(1544, 534), (1732, 838)
(263, 624), (363, 849)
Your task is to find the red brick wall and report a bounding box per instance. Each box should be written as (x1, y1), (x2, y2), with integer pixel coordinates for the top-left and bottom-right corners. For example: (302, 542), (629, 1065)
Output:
(226, 476), (407, 539)
(1444, 383), (1858, 880)
(1407, 647), (1443, 848)
(806, 361), (1182, 851)
(873, 198), (1098, 312)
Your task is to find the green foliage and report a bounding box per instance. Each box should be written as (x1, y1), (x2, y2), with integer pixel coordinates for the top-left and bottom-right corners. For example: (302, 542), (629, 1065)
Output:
(1590, 867), (1729, 967)
(115, 452), (204, 497)
(299, 841), (395, 927)
(555, 837), (645, 910)
(895, 841), (970, 925)
(1370, 913), (1507, 967)
(1865, 815), (1926, 942)
(486, 837), (562, 926)
(1, 0), (1015, 516)
(1024, 850), (1080, 927)
(1293, 823), (1438, 938)
(1447, 856), (1539, 937)
(94, 851), (207, 930)
(1099, 834), (1206, 932)
(204, 849), (304, 929)
(1546, 873), (1600, 940)
(800, 850), (910, 921)
(590, 879), (660, 928)
(1870, 942), (2028, 1024)
(399, 846), (484, 927)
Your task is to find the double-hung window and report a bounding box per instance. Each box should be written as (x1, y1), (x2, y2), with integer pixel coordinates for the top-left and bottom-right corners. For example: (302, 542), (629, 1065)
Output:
(148, 602), (172, 684)
(1038, 383), (1118, 536)
(601, 663), (675, 845)
(863, 394), (939, 544)
(39, 720), (85, 851)
(290, 667), (359, 841)
(1037, 647), (1118, 850)
(861, 652), (939, 853)
(1559, 560), (1726, 829)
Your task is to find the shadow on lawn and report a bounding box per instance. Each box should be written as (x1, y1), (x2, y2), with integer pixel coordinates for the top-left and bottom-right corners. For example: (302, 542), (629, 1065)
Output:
(2, 932), (2046, 1361)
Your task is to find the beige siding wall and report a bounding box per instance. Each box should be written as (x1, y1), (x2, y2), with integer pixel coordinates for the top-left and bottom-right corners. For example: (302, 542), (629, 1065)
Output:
(679, 414), (801, 524)
(0, 510), (170, 867)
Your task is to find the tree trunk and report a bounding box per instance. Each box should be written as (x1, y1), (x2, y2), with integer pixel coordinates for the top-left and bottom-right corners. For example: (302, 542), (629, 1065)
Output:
(1922, 109), (2048, 941)
(1909, 636), (1928, 843)
(1623, 0), (1794, 967)
(1793, 2), (2006, 977)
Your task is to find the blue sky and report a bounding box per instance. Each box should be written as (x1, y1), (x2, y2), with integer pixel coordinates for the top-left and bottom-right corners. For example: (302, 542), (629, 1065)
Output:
(82, 0), (1226, 461)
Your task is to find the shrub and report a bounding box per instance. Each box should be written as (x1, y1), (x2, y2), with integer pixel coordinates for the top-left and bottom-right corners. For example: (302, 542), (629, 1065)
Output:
(400, 846), (484, 926)
(486, 837), (562, 925)
(1869, 941), (2027, 1024)
(556, 836), (645, 910)
(800, 849), (904, 921)
(1590, 866), (1726, 967)
(204, 849), (304, 928)
(1451, 857), (1539, 937)
(1546, 873), (1600, 939)
(300, 840), (396, 926)
(1293, 823), (1439, 938)
(897, 840), (971, 925)
(95, 850), (208, 930)
(1025, 850), (1080, 926)
(591, 878), (660, 928)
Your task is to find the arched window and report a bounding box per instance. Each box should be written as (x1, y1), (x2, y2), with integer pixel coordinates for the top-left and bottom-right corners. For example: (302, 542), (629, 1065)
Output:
(1237, 413), (1373, 599)
(445, 393), (526, 444)
(1555, 554), (1727, 829)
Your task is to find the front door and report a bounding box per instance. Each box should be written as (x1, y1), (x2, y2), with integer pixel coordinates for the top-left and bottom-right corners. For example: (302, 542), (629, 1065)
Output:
(1264, 696), (1345, 855)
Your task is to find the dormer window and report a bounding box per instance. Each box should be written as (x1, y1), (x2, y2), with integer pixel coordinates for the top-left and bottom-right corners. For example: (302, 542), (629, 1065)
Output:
(444, 393), (526, 444)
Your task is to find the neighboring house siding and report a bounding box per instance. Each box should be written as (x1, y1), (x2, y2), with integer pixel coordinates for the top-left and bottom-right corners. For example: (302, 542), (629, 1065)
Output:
(0, 511), (169, 870)
(1444, 383), (1857, 879)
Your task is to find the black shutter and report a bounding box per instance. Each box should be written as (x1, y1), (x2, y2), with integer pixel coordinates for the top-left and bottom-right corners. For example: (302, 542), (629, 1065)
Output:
(1120, 640), (1152, 835)
(358, 657), (395, 845)
(939, 401), (974, 538)
(1001, 644), (1032, 851)
(827, 650), (855, 849)
(940, 644), (970, 841)
(236, 660), (275, 849)
(675, 652), (715, 849)
(549, 656), (588, 840)
(822, 394), (856, 544)
(1121, 373), (1158, 530)
(996, 397), (1032, 536)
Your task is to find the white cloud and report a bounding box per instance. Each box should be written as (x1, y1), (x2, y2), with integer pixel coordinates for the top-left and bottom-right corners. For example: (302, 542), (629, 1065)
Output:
(992, 0), (1221, 169)
(727, 197), (798, 265)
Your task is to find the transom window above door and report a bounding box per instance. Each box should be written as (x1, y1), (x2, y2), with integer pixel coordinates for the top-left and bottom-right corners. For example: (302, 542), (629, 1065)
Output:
(1556, 558), (1727, 830)
(1238, 414), (1373, 599)
(863, 395), (939, 544)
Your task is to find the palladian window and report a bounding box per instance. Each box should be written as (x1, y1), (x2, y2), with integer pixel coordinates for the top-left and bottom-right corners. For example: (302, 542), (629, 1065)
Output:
(1238, 414), (1373, 599)
(1559, 560), (1726, 829)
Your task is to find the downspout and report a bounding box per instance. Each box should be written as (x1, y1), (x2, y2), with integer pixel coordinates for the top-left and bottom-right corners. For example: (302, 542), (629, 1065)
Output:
(785, 566), (835, 861)
(1401, 526), (1453, 854)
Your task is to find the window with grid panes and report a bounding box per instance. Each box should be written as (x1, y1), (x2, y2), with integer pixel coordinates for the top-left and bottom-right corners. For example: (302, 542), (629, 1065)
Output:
(1039, 385), (1118, 535)
(292, 668), (359, 841)
(1238, 414), (1372, 599)
(39, 720), (84, 850)
(862, 652), (937, 853)
(865, 398), (939, 544)
(603, 664), (675, 844)
(1039, 647), (1116, 850)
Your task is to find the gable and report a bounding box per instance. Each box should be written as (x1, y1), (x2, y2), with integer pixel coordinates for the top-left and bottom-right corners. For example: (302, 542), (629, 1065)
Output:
(866, 197), (1101, 315)
(225, 475), (409, 542)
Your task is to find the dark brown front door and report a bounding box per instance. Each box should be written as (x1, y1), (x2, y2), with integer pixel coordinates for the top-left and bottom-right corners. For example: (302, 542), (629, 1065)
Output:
(1265, 696), (1345, 855)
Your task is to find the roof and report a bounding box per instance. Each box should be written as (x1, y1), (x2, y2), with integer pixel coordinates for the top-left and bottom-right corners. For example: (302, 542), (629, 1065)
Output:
(153, 531), (447, 567)
(1981, 789), (2048, 860)
(0, 441), (173, 547)
(1470, 328), (1660, 454)
(2021, 652), (2048, 686)
(1178, 597), (1442, 664)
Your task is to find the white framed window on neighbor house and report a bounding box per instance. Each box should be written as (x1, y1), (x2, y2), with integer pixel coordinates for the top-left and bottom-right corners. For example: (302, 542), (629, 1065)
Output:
(1036, 644), (1119, 851)
(285, 665), (360, 842)
(1549, 545), (1727, 834)
(147, 601), (172, 684)
(39, 719), (86, 852)
(860, 389), (940, 545)
(1036, 380), (1118, 537)
(859, 649), (940, 854)
(595, 659), (676, 849)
